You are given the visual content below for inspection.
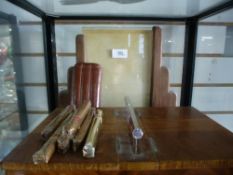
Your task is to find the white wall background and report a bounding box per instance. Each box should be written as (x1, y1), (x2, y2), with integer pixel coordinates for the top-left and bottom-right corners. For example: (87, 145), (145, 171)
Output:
(193, 10), (233, 132)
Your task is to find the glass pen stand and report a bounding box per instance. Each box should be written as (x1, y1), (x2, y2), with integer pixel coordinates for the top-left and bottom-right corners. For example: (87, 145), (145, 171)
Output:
(113, 108), (158, 161)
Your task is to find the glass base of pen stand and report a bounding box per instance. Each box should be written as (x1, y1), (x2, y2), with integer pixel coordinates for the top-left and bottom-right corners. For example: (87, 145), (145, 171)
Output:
(114, 109), (158, 161)
(115, 135), (157, 161)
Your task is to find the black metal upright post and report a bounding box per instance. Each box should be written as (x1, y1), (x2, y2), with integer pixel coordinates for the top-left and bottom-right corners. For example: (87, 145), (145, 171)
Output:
(180, 18), (198, 106)
(42, 16), (58, 111)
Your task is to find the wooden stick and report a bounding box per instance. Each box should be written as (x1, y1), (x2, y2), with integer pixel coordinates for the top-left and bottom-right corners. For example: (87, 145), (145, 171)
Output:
(57, 102), (92, 153)
(41, 105), (74, 140)
(56, 107), (80, 153)
(72, 108), (95, 152)
(56, 127), (70, 154)
(76, 35), (85, 63)
(67, 100), (91, 137)
(83, 109), (103, 158)
(32, 112), (73, 164)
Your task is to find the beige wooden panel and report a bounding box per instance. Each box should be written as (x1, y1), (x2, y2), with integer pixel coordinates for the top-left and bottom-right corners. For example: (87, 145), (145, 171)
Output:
(84, 29), (152, 107)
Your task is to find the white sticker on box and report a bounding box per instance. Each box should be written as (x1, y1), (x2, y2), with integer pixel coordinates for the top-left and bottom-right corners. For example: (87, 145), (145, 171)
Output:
(112, 49), (128, 59)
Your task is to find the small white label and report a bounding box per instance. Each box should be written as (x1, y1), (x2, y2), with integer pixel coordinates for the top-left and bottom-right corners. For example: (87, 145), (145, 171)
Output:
(112, 49), (128, 59)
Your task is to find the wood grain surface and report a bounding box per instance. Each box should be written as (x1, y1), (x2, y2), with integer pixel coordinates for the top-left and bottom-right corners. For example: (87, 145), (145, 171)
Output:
(2, 107), (233, 175)
(76, 35), (85, 63)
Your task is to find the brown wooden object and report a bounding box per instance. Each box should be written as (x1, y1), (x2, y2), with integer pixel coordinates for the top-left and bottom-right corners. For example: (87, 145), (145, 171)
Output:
(56, 107), (78, 154)
(67, 100), (91, 137)
(59, 34), (85, 107)
(60, 63), (102, 108)
(40, 105), (73, 140)
(151, 27), (176, 107)
(76, 34), (85, 63)
(32, 112), (73, 164)
(59, 34), (103, 108)
(56, 127), (70, 154)
(82, 109), (103, 158)
(72, 108), (95, 152)
(69, 63), (102, 108)
(3, 107), (233, 175)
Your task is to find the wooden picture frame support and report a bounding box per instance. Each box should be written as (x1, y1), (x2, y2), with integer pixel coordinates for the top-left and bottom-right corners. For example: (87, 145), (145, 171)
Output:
(151, 27), (176, 107)
(76, 35), (85, 63)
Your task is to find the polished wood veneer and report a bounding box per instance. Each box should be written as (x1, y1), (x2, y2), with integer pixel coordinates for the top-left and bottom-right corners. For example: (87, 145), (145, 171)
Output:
(2, 107), (233, 175)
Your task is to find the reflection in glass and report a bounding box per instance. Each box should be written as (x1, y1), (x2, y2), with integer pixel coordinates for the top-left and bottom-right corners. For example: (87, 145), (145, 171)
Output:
(0, 18), (22, 161)
(0, 0), (48, 163)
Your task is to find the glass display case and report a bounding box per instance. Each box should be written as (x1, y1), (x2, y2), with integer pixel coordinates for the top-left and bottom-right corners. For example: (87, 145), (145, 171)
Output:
(0, 19), (17, 118)
(0, 0), (48, 163)
(0, 1), (233, 174)
(0, 18), (20, 161)
(193, 8), (233, 132)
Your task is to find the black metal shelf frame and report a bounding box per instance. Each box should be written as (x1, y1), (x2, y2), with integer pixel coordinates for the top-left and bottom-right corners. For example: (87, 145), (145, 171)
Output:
(4, 0), (233, 109)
